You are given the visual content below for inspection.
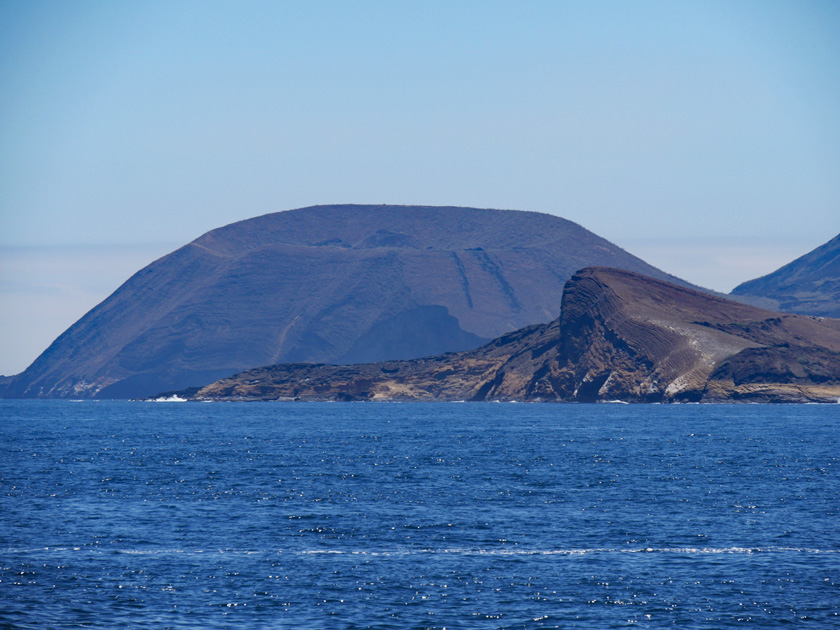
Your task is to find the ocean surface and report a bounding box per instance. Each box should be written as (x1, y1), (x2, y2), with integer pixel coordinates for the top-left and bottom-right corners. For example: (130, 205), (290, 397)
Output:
(1, 401), (838, 629)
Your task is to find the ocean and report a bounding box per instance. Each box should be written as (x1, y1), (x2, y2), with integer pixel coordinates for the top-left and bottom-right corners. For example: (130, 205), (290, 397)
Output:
(1, 401), (838, 629)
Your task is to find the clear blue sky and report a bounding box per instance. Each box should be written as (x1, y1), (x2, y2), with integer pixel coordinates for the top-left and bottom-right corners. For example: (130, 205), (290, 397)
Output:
(1, 0), (839, 375)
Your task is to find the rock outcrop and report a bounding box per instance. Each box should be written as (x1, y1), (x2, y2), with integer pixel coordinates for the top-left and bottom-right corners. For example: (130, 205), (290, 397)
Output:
(731, 233), (840, 318)
(189, 267), (840, 403)
(1, 205), (688, 399)
(554, 267), (840, 402)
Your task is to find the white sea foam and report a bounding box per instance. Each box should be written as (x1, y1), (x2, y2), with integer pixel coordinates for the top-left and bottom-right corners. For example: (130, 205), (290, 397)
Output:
(312, 546), (839, 557)
(8, 545), (838, 557)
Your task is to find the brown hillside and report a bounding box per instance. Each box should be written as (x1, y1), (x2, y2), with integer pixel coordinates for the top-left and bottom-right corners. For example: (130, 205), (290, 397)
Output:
(190, 267), (840, 403)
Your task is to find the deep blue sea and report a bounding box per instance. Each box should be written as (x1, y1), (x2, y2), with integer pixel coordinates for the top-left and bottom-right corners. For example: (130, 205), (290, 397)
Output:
(1, 401), (838, 629)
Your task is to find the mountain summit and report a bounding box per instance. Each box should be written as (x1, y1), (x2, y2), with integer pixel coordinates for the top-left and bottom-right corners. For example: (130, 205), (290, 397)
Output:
(2, 205), (686, 399)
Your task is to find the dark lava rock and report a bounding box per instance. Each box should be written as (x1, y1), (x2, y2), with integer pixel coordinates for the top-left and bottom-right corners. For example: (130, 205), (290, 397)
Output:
(189, 267), (840, 404)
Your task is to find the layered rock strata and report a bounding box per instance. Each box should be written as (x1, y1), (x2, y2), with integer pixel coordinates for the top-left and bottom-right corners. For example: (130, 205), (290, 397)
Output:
(190, 267), (840, 403)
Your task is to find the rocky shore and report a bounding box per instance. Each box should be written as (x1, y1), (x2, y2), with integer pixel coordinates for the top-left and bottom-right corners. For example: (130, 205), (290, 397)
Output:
(184, 268), (840, 403)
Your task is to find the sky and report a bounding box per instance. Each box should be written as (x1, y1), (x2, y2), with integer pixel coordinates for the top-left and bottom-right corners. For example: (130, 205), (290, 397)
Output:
(1, 0), (839, 375)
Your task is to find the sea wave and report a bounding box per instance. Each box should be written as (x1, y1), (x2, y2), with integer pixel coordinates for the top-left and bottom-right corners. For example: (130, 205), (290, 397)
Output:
(6, 545), (837, 556)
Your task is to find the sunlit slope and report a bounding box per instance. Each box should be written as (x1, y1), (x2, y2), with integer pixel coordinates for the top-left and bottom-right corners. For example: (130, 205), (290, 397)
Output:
(192, 267), (840, 403)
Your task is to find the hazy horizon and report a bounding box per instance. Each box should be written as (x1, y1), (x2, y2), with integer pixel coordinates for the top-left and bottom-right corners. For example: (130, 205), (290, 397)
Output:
(2, 1), (839, 375)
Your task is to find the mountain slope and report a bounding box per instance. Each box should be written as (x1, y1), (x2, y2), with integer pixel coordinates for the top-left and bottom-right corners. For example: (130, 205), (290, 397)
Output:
(190, 267), (840, 403)
(731, 233), (840, 318)
(2, 205), (687, 399)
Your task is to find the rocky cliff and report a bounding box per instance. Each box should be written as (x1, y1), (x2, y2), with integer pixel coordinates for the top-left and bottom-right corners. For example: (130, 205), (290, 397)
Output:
(731, 233), (840, 318)
(554, 267), (840, 402)
(189, 267), (840, 403)
(2, 205), (687, 399)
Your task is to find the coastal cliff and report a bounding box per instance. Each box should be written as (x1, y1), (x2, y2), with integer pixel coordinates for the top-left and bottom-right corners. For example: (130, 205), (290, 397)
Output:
(189, 267), (840, 403)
